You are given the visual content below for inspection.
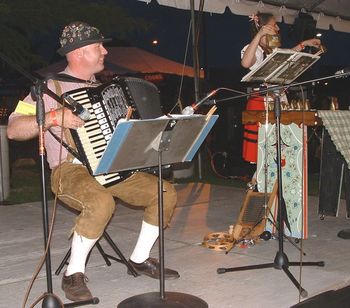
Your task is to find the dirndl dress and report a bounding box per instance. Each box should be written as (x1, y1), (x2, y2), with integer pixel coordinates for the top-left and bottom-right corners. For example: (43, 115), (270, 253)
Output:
(242, 95), (265, 163)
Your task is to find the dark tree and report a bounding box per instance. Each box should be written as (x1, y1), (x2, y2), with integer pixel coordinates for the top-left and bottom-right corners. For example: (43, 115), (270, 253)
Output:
(0, 0), (149, 73)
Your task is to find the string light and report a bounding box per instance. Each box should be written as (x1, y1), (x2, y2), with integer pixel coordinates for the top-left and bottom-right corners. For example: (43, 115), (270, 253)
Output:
(257, 1), (264, 9)
(317, 12), (324, 21)
(279, 5), (287, 18)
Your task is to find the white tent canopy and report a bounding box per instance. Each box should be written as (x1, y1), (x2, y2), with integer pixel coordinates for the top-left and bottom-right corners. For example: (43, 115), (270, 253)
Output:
(138, 0), (350, 33)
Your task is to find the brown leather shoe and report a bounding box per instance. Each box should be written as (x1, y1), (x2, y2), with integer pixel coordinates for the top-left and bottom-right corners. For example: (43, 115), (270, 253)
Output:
(128, 257), (180, 280)
(61, 272), (93, 302)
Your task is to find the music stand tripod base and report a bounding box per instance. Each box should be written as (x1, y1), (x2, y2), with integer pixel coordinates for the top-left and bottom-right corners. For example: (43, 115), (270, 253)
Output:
(338, 229), (350, 239)
(63, 297), (100, 307)
(118, 291), (208, 308)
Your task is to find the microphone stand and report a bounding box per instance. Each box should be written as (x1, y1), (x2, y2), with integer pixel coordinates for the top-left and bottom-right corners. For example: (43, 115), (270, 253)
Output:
(0, 52), (97, 307)
(31, 82), (62, 308)
(213, 72), (350, 297)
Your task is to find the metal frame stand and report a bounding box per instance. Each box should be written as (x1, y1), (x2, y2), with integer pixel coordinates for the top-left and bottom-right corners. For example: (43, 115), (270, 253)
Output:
(118, 127), (207, 307)
(32, 84), (101, 308)
(217, 95), (324, 298)
(55, 230), (138, 277)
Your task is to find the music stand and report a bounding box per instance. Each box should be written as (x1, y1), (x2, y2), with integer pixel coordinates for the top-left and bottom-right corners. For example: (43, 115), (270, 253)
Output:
(241, 48), (320, 85)
(93, 114), (218, 307)
(218, 49), (324, 298)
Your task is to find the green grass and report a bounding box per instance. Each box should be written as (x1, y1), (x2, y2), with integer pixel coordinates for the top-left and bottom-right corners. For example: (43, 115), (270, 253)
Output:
(174, 152), (321, 197)
(4, 164), (52, 205)
(3, 156), (321, 205)
(174, 163), (321, 197)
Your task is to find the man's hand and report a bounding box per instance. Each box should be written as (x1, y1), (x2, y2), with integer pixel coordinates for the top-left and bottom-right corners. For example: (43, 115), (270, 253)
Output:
(50, 107), (85, 130)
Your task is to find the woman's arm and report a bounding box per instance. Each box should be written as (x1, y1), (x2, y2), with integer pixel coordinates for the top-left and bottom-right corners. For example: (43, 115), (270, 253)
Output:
(241, 24), (278, 68)
(292, 38), (321, 52)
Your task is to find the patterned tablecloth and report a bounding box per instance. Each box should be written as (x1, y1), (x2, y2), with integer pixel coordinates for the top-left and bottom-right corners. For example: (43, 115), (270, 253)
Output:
(257, 123), (308, 239)
(317, 110), (350, 168)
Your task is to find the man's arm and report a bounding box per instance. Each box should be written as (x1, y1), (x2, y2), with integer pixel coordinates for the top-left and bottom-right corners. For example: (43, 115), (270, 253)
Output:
(7, 108), (85, 141)
(7, 114), (47, 141)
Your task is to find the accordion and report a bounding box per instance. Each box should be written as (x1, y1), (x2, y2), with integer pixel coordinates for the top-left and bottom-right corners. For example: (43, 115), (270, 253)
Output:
(64, 77), (163, 186)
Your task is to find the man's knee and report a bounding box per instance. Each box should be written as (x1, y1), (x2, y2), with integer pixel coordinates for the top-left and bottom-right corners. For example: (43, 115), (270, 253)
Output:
(92, 193), (116, 224)
(76, 192), (116, 238)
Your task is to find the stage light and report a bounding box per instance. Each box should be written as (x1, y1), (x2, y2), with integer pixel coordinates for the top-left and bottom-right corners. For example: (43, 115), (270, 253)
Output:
(152, 39), (158, 45)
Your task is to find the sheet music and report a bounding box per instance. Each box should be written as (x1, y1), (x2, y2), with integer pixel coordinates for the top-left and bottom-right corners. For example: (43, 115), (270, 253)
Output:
(95, 115), (219, 174)
(241, 48), (320, 85)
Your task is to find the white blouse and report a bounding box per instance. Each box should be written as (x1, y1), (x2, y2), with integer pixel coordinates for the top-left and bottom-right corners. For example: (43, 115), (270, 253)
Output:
(241, 44), (264, 71)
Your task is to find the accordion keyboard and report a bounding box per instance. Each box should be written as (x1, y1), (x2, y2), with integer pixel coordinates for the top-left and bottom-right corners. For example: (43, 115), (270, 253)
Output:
(67, 83), (130, 186)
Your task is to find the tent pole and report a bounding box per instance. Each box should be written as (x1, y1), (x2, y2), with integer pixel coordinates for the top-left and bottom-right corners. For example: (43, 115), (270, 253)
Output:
(190, 0), (200, 101)
(190, 0), (203, 180)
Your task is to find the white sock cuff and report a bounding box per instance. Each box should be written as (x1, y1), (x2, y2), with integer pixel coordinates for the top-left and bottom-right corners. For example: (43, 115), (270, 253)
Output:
(130, 221), (159, 263)
(65, 231), (98, 276)
(142, 221), (159, 235)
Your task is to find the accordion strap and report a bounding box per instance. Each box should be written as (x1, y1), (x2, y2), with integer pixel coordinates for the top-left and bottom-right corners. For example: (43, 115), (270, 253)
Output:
(47, 129), (81, 162)
(49, 79), (82, 163)
(46, 73), (100, 86)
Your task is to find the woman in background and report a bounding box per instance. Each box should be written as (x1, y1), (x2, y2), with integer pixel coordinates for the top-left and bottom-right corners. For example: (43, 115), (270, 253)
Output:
(241, 12), (320, 169)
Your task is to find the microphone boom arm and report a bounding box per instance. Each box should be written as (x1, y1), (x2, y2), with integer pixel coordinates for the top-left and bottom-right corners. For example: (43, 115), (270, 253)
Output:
(0, 50), (89, 120)
(215, 71), (350, 104)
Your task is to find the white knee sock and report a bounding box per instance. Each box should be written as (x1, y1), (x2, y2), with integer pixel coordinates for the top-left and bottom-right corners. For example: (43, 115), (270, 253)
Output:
(130, 221), (159, 263)
(65, 231), (98, 276)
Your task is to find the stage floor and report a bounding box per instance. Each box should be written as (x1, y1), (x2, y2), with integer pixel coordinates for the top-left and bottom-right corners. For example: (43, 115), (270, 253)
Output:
(1, 183), (350, 307)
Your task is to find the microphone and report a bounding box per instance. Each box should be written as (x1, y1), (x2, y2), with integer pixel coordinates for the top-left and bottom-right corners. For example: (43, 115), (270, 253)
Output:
(335, 67), (350, 76)
(182, 89), (218, 115)
(62, 93), (91, 121)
